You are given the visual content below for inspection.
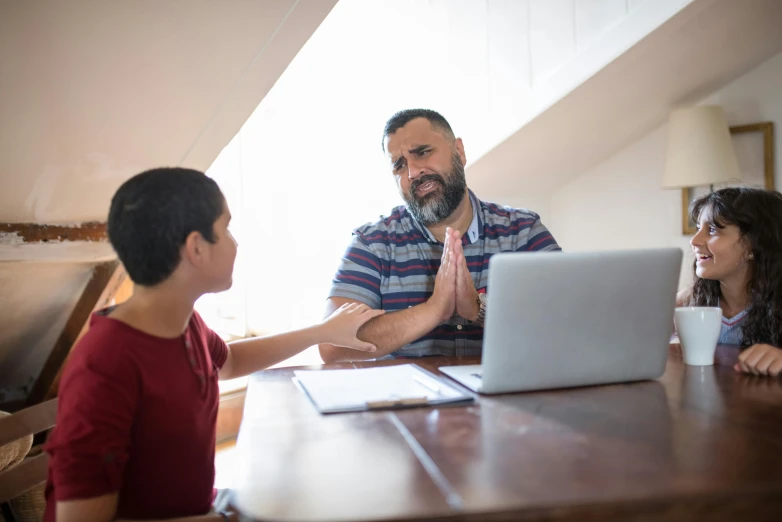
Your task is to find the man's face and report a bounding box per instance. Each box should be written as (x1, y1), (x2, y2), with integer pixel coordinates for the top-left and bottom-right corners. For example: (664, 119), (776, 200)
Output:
(385, 118), (467, 226)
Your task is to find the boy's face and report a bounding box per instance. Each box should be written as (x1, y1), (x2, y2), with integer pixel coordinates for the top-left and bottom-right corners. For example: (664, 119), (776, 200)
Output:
(202, 201), (238, 293)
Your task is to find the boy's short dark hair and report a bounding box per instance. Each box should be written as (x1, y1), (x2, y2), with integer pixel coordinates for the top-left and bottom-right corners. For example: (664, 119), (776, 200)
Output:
(382, 109), (455, 151)
(108, 167), (224, 286)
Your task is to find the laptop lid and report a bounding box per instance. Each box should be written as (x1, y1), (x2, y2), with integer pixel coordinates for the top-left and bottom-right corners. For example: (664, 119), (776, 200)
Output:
(479, 248), (682, 394)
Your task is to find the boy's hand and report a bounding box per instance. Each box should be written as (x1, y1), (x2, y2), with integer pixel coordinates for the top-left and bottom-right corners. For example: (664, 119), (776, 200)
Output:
(320, 302), (385, 352)
(734, 344), (782, 376)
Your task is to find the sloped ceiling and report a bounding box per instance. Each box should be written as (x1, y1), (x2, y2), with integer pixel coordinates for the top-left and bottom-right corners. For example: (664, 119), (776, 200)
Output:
(0, 0), (337, 404)
(0, 0), (337, 224)
(468, 0), (782, 210)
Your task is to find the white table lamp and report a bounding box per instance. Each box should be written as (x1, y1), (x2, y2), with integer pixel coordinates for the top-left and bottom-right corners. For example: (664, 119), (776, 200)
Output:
(662, 105), (740, 190)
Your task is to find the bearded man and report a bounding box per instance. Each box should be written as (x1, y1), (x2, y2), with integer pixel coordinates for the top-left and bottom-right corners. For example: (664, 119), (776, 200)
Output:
(319, 109), (561, 362)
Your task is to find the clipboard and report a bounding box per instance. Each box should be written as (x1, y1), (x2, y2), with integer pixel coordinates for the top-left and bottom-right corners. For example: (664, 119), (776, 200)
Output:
(292, 364), (474, 414)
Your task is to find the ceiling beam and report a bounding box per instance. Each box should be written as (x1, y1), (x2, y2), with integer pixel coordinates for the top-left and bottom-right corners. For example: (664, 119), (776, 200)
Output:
(0, 222), (107, 243)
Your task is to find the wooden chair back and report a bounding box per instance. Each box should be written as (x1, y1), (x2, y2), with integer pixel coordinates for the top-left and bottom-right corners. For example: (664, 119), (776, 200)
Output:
(0, 399), (57, 503)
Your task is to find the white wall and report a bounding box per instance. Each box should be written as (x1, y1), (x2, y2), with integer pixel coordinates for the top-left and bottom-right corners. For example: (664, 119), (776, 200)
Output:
(550, 50), (782, 288)
(464, 0), (688, 162)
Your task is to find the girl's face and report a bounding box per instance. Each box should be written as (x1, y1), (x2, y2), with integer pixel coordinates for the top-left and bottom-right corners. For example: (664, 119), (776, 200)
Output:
(690, 205), (752, 284)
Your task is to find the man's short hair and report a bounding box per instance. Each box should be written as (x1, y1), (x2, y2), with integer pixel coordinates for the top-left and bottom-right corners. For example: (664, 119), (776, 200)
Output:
(108, 167), (224, 286)
(382, 109), (455, 151)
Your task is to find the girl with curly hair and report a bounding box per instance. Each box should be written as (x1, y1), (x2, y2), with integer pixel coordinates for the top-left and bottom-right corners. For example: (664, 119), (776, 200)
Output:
(677, 186), (782, 377)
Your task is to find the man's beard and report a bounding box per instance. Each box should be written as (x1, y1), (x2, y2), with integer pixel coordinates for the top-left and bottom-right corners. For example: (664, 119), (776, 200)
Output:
(402, 153), (467, 227)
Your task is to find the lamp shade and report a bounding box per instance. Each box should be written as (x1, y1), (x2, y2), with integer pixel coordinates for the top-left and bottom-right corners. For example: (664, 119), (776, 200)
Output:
(662, 106), (740, 189)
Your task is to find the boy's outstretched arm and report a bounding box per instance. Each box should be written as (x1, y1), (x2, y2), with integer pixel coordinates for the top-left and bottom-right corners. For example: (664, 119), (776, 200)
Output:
(218, 302), (384, 379)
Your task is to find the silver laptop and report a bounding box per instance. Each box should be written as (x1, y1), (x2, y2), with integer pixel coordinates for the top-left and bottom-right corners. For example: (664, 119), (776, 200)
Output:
(439, 248), (682, 394)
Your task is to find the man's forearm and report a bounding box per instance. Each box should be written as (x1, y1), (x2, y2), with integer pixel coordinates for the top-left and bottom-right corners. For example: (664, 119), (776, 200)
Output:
(359, 302), (441, 354)
(320, 302), (441, 362)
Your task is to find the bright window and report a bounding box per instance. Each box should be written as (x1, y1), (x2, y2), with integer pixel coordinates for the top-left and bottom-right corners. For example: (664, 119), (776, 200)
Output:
(196, 0), (500, 366)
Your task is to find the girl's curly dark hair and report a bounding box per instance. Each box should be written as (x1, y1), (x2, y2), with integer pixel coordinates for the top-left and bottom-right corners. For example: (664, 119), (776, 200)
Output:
(686, 187), (782, 348)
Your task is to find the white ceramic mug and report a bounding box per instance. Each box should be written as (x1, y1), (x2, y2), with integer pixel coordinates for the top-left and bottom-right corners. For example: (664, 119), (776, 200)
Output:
(674, 307), (722, 366)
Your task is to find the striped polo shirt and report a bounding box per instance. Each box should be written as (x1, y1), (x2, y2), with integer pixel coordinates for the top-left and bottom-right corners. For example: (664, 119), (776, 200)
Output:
(328, 191), (561, 357)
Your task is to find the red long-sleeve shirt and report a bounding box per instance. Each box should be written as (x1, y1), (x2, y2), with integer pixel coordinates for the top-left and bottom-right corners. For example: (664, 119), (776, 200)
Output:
(44, 309), (227, 521)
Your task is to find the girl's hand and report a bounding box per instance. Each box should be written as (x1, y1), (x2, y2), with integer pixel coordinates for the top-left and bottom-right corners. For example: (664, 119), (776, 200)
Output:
(735, 344), (782, 376)
(320, 302), (385, 352)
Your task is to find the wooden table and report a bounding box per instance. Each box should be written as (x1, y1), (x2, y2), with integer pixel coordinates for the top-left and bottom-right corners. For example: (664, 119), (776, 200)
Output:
(232, 345), (782, 521)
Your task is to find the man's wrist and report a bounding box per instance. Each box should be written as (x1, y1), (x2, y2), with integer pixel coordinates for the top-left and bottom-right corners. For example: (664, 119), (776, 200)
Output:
(470, 292), (487, 327)
(421, 298), (450, 325)
(459, 287), (480, 322)
(465, 296), (479, 322)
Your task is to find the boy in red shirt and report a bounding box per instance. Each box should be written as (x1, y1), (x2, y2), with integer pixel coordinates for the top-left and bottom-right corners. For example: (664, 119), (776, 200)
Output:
(44, 168), (382, 522)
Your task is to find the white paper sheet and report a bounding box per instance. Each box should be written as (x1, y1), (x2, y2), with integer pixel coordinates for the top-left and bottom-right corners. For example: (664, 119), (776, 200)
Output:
(293, 364), (473, 413)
